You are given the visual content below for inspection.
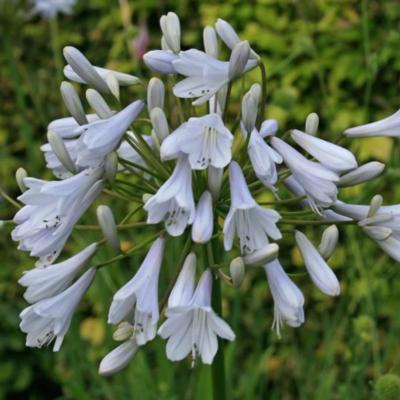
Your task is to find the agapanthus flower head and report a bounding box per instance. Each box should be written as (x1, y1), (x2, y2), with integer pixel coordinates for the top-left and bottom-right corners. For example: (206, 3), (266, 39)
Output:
(9, 10), (400, 377)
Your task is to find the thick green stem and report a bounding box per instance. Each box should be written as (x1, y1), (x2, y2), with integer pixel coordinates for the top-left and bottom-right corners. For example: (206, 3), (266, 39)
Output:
(207, 241), (227, 400)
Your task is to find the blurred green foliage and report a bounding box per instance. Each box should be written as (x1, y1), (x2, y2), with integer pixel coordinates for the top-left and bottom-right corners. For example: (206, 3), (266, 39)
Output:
(2, 0), (400, 399)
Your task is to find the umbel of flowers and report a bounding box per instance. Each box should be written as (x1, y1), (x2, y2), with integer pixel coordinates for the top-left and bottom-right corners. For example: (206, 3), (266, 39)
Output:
(8, 12), (400, 378)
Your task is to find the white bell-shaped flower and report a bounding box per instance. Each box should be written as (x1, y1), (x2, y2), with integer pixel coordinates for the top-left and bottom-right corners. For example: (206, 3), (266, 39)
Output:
(19, 243), (97, 303)
(108, 237), (165, 345)
(158, 269), (235, 365)
(12, 167), (103, 266)
(74, 100), (144, 167)
(161, 113), (233, 170)
(19, 267), (96, 351)
(223, 161), (282, 253)
(248, 129), (282, 193)
(264, 259), (305, 337)
(271, 137), (339, 213)
(172, 49), (257, 105)
(144, 158), (195, 236)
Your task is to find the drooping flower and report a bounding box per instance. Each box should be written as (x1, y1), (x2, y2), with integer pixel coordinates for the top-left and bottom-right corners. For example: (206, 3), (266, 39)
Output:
(108, 237), (165, 345)
(158, 269), (235, 365)
(12, 167), (103, 266)
(223, 161), (282, 253)
(161, 113), (233, 169)
(295, 230), (340, 296)
(171, 49), (257, 105)
(144, 158), (195, 236)
(19, 267), (96, 351)
(291, 129), (357, 173)
(271, 137), (339, 213)
(283, 176), (352, 222)
(344, 109), (400, 138)
(19, 243), (98, 303)
(248, 129), (283, 193)
(264, 259), (305, 337)
(74, 100), (144, 167)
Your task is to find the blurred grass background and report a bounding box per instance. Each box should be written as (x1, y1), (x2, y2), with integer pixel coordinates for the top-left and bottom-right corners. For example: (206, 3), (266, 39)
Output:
(1, 0), (400, 399)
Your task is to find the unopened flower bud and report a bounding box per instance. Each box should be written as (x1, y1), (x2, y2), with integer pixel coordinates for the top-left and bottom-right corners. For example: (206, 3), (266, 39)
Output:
(319, 225), (339, 260)
(260, 119), (278, 138)
(105, 152), (118, 182)
(47, 130), (77, 174)
(96, 205), (120, 251)
(60, 81), (88, 125)
(142, 193), (152, 203)
(98, 340), (139, 376)
(143, 50), (178, 74)
(305, 112), (319, 136)
(150, 107), (169, 142)
(241, 83), (261, 136)
(192, 191), (213, 244)
(215, 18), (258, 59)
(338, 161), (385, 187)
(215, 18), (240, 49)
(208, 166), (223, 201)
(147, 78), (165, 112)
(230, 257), (245, 288)
(160, 12), (181, 53)
(63, 46), (109, 93)
(203, 26), (218, 58)
(86, 89), (113, 119)
(15, 167), (28, 193)
(161, 35), (170, 51)
(161, 13), (181, 52)
(105, 72), (120, 100)
(368, 194), (383, 217)
(295, 230), (340, 296)
(243, 243), (279, 266)
(228, 41), (250, 80)
(113, 321), (134, 341)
